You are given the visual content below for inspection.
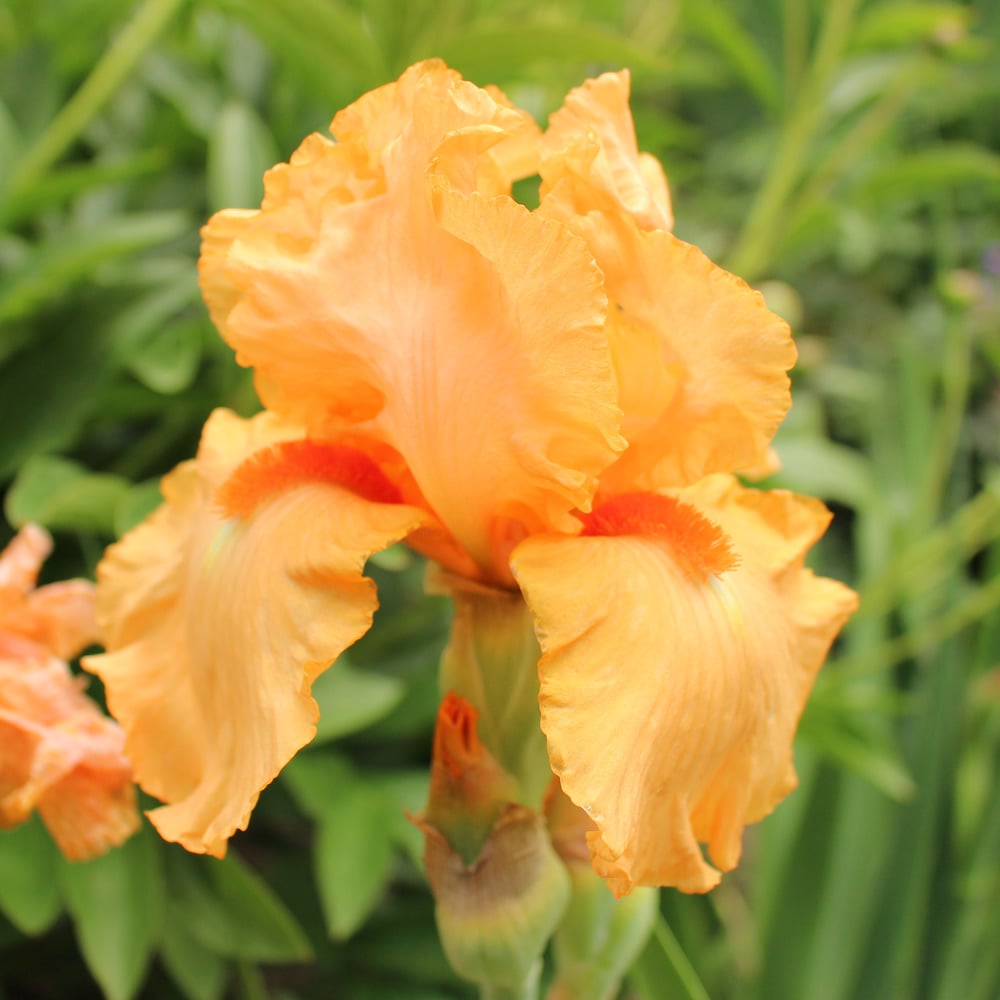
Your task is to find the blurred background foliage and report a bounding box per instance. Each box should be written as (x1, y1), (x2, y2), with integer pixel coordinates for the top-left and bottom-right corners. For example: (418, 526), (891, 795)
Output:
(1, 0), (999, 997)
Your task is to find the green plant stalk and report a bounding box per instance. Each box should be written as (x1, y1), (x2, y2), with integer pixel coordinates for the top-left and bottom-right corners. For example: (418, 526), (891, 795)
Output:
(851, 484), (1000, 622)
(879, 633), (965, 998)
(834, 570), (1000, 682)
(725, 0), (862, 280)
(781, 0), (809, 102)
(5, 0), (186, 203)
(629, 916), (711, 1000)
(480, 963), (540, 1000)
(911, 317), (972, 534)
(783, 55), (927, 236)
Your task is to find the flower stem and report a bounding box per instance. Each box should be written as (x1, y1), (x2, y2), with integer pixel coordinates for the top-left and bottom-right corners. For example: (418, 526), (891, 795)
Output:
(5, 0), (186, 201)
(479, 962), (540, 1000)
(725, 0), (862, 281)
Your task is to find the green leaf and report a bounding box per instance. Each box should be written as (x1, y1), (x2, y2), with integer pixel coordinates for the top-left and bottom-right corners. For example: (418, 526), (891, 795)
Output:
(0, 816), (63, 935)
(628, 914), (711, 1000)
(0, 323), (117, 480)
(771, 436), (875, 510)
(169, 853), (313, 963)
(114, 479), (165, 536)
(207, 99), (279, 211)
(375, 770), (429, 867)
(436, 21), (661, 80)
(312, 657), (406, 745)
(5, 454), (130, 534)
(799, 704), (917, 802)
(160, 908), (230, 1000)
(126, 317), (205, 394)
(60, 829), (164, 1000)
(857, 144), (1000, 200)
(0, 212), (190, 325)
(107, 270), (201, 362)
(314, 782), (398, 939)
(0, 150), (169, 228)
(281, 751), (356, 820)
(853, 3), (972, 51)
(682, 0), (781, 112)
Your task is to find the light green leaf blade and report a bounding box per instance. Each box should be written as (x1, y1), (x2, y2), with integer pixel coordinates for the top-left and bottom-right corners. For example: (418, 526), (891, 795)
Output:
(314, 782), (397, 940)
(59, 829), (164, 1000)
(169, 853), (313, 963)
(312, 657), (405, 745)
(207, 99), (279, 211)
(628, 914), (711, 1000)
(0, 816), (63, 935)
(160, 907), (230, 1000)
(5, 454), (130, 534)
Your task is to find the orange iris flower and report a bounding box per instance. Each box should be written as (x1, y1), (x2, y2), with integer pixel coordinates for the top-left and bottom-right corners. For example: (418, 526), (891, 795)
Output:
(85, 61), (856, 893)
(0, 525), (139, 860)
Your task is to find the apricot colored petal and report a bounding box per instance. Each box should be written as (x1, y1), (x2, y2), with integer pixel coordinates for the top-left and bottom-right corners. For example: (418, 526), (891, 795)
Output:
(596, 228), (795, 491)
(0, 522), (49, 592)
(215, 158), (620, 578)
(510, 480), (856, 895)
(199, 207), (257, 331)
(24, 582), (99, 660)
(0, 525), (99, 660)
(331, 59), (538, 195)
(541, 70), (672, 232)
(85, 410), (427, 855)
(0, 651), (138, 860)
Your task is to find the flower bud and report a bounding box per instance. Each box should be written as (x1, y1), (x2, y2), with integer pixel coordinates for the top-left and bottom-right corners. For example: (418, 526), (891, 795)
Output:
(419, 805), (570, 991)
(424, 691), (519, 863)
(415, 693), (569, 991)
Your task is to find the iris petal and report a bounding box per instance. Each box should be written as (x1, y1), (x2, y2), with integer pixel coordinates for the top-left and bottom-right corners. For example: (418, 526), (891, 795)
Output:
(510, 476), (856, 895)
(199, 62), (622, 580)
(85, 409), (427, 855)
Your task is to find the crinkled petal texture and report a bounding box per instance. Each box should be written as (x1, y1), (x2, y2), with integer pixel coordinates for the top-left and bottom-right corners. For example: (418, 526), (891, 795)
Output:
(0, 524), (99, 659)
(199, 60), (623, 580)
(511, 475), (857, 895)
(84, 409), (426, 856)
(539, 77), (793, 489)
(0, 646), (138, 860)
(540, 70), (672, 233)
(596, 229), (795, 490)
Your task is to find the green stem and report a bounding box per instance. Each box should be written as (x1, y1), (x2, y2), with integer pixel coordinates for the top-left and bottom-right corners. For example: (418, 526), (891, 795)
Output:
(783, 56), (926, 235)
(726, 0), (862, 280)
(832, 570), (1000, 681)
(5, 0), (186, 201)
(781, 0), (809, 101)
(479, 962), (540, 1000)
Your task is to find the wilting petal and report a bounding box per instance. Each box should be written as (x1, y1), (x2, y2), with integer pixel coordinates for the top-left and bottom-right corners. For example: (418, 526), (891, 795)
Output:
(541, 70), (672, 233)
(0, 525), (99, 660)
(0, 648), (138, 860)
(511, 478), (857, 895)
(200, 63), (622, 579)
(85, 409), (427, 856)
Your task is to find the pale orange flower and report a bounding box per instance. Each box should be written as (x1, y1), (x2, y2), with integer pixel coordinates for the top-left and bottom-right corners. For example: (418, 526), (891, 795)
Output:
(0, 525), (138, 860)
(88, 61), (856, 891)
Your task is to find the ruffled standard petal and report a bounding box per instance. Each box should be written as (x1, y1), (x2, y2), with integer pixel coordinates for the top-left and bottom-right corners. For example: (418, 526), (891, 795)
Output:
(84, 409), (427, 856)
(0, 649), (138, 860)
(540, 70), (672, 233)
(201, 64), (621, 580)
(510, 479), (856, 895)
(538, 74), (794, 490)
(595, 228), (794, 491)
